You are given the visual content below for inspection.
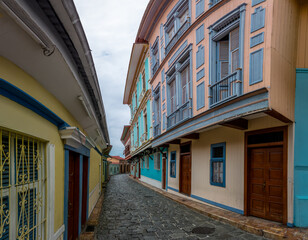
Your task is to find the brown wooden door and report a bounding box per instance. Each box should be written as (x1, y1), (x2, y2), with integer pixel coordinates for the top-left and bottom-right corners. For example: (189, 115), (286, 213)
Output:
(68, 152), (80, 240)
(81, 156), (89, 229)
(248, 147), (284, 222)
(162, 157), (166, 189)
(180, 154), (191, 196)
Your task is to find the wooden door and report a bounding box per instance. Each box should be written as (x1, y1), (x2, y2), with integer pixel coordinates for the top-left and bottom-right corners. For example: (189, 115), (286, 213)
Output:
(180, 154), (191, 195)
(162, 157), (166, 189)
(81, 157), (89, 228)
(248, 147), (284, 222)
(68, 152), (80, 240)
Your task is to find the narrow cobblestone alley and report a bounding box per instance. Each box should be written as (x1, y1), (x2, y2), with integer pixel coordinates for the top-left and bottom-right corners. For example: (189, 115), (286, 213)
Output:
(95, 174), (267, 240)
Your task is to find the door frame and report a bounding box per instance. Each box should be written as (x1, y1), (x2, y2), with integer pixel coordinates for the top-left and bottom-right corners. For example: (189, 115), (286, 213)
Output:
(162, 153), (167, 189)
(179, 141), (192, 195)
(244, 126), (288, 224)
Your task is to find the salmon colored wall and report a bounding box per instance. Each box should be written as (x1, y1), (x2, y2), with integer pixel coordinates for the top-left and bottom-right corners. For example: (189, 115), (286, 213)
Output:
(148, 0), (277, 132)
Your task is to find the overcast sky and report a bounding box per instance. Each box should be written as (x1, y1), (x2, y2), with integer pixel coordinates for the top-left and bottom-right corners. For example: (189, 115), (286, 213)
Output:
(74, 0), (149, 157)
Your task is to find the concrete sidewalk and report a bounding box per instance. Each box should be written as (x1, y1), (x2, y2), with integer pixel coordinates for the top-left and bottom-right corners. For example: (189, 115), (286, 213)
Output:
(132, 177), (308, 240)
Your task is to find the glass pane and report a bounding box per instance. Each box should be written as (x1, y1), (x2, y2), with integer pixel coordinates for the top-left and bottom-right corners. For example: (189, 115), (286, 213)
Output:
(212, 146), (223, 158)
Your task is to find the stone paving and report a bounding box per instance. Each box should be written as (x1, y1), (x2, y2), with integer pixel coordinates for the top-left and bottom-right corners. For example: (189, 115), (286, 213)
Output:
(95, 174), (268, 240)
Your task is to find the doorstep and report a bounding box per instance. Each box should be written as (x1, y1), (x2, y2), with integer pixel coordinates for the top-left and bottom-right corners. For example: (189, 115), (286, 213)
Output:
(80, 190), (105, 240)
(131, 176), (308, 240)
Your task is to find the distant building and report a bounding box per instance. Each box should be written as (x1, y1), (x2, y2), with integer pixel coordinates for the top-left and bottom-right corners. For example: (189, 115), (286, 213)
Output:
(108, 156), (128, 175)
(121, 125), (132, 173)
(0, 0), (110, 239)
(124, 0), (308, 228)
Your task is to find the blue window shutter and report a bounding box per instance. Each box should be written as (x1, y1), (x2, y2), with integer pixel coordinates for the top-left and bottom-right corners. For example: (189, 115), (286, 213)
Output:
(166, 83), (171, 115)
(136, 82), (139, 105)
(196, 68), (205, 82)
(251, 7), (265, 33)
(197, 82), (205, 110)
(196, 24), (204, 45)
(145, 58), (150, 85)
(140, 111), (144, 137)
(196, 0), (205, 19)
(162, 85), (165, 101)
(250, 32), (264, 48)
(161, 69), (165, 83)
(252, 0), (265, 7)
(163, 113), (166, 130)
(250, 48), (264, 85)
(147, 100), (151, 139)
(196, 45), (204, 69)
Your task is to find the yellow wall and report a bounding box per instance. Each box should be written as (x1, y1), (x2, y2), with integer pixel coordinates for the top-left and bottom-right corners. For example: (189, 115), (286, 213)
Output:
(167, 116), (288, 211)
(0, 57), (102, 232)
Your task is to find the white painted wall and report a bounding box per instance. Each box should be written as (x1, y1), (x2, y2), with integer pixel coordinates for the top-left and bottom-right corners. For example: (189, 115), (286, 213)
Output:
(140, 175), (162, 189)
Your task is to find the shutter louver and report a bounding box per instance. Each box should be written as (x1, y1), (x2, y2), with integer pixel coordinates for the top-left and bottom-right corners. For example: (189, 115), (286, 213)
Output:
(219, 41), (229, 61)
(230, 28), (239, 51)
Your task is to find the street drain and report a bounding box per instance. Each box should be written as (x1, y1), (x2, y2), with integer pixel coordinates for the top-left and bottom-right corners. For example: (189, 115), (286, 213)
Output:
(191, 227), (215, 235)
(86, 225), (95, 232)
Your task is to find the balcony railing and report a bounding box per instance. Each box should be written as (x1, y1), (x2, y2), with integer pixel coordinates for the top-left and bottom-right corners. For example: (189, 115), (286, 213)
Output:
(165, 20), (190, 56)
(167, 100), (192, 129)
(153, 123), (161, 138)
(209, 69), (242, 106)
(140, 132), (148, 144)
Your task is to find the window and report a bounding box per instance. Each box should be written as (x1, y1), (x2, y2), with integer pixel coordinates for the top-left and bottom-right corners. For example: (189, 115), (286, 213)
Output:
(143, 111), (148, 141)
(180, 9), (189, 26)
(0, 128), (46, 239)
(210, 143), (226, 187)
(142, 69), (146, 92)
(151, 37), (160, 76)
(181, 65), (190, 105)
(167, 27), (175, 42)
(209, 5), (246, 105)
(170, 151), (176, 178)
(154, 152), (160, 170)
(170, 80), (176, 113)
(144, 156), (149, 169)
(136, 122), (139, 147)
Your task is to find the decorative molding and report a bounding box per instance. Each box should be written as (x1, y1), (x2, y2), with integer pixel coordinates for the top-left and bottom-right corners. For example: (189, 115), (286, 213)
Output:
(196, 68), (205, 82)
(52, 225), (65, 240)
(250, 32), (264, 48)
(168, 40), (188, 67)
(196, 0), (205, 19)
(251, 6), (265, 33)
(60, 127), (95, 150)
(249, 48), (264, 85)
(196, 45), (204, 69)
(252, 0), (265, 7)
(196, 24), (204, 44)
(196, 81), (205, 110)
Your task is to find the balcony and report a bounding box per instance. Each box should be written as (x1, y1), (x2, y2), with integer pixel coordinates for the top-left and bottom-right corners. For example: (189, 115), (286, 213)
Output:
(209, 69), (242, 107)
(165, 20), (190, 56)
(153, 123), (161, 137)
(167, 100), (192, 129)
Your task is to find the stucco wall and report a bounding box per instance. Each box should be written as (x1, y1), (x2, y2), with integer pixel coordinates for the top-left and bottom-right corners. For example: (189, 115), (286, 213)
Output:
(141, 153), (162, 182)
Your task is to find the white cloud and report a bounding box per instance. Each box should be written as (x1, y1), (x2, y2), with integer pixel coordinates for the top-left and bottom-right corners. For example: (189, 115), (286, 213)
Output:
(74, 0), (149, 157)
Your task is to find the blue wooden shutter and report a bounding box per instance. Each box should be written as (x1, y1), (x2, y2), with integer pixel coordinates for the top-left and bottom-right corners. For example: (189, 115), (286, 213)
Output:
(145, 58), (150, 89)
(161, 69), (165, 83)
(196, 45), (205, 69)
(196, 0), (205, 19)
(162, 113), (166, 130)
(162, 85), (165, 101)
(147, 100), (151, 139)
(251, 7), (265, 33)
(196, 68), (205, 82)
(249, 48), (264, 85)
(197, 82), (205, 110)
(196, 24), (204, 45)
(250, 32), (264, 48)
(252, 0), (265, 7)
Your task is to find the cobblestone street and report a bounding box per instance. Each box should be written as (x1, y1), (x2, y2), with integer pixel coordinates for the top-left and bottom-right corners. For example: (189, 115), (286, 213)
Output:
(95, 174), (267, 240)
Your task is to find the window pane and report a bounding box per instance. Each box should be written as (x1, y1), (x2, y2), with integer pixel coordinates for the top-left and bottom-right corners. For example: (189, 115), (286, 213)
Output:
(212, 146), (223, 158)
(232, 49), (239, 73)
(230, 27), (239, 51)
(212, 161), (223, 184)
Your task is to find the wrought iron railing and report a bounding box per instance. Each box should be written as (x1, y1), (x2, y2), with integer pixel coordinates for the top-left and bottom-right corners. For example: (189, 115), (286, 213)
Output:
(209, 69), (242, 106)
(165, 20), (190, 56)
(153, 123), (161, 137)
(167, 100), (192, 129)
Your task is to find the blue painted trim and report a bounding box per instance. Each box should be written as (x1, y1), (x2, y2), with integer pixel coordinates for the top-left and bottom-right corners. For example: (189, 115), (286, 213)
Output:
(78, 155), (83, 235)
(170, 151), (176, 178)
(250, 32), (264, 48)
(86, 158), (90, 221)
(196, 82), (205, 110)
(210, 142), (226, 187)
(191, 194), (244, 214)
(64, 144), (90, 157)
(296, 68), (308, 73)
(0, 78), (69, 129)
(287, 223), (294, 228)
(64, 150), (69, 240)
(196, 24), (204, 44)
(196, 68), (205, 82)
(251, 7), (265, 33)
(152, 91), (268, 147)
(196, 0), (205, 19)
(249, 48), (264, 85)
(252, 0), (265, 7)
(168, 40), (188, 67)
(196, 45), (205, 69)
(168, 186), (179, 192)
